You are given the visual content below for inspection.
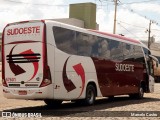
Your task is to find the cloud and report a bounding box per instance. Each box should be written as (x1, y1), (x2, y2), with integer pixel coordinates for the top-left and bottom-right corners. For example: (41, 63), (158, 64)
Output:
(96, 9), (108, 31)
(0, 0), (68, 32)
(116, 9), (148, 39)
(130, 3), (160, 14)
(96, 8), (148, 39)
(116, 7), (160, 42)
(96, 6), (160, 42)
(1, 0), (160, 42)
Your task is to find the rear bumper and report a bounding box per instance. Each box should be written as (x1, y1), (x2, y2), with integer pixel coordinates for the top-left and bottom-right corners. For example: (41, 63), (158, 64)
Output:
(3, 84), (53, 100)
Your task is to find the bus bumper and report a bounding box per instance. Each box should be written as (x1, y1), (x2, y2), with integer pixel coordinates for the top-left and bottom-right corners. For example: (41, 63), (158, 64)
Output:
(3, 84), (53, 100)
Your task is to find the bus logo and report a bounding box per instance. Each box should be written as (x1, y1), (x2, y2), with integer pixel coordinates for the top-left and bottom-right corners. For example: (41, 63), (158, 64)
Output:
(7, 45), (41, 81)
(7, 45), (26, 76)
(63, 57), (85, 97)
(63, 57), (76, 92)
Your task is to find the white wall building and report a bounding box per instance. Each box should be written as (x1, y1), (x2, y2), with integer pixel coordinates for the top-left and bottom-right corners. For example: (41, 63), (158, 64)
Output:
(142, 41), (160, 57)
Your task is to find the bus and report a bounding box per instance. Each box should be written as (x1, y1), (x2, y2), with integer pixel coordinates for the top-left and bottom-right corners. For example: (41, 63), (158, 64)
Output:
(2, 20), (155, 106)
(152, 55), (160, 82)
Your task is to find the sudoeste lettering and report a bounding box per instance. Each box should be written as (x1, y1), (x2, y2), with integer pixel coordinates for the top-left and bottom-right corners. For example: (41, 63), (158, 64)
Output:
(7, 26), (40, 36)
(115, 63), (134, 72)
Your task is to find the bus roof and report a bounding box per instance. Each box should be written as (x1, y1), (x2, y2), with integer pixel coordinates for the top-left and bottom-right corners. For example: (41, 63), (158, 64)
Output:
(5, 20), (44, 26)
(46, 20), (146, 48)
(5, 19), (145, 47)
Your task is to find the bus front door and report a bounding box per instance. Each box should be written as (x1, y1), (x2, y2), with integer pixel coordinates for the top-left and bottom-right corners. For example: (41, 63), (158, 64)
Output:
(147, 57), (154, 93)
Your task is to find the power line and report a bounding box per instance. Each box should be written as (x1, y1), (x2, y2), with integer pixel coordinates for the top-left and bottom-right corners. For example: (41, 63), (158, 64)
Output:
(121, 0), (160, 4)
(122, 2), (160, 28)
(100, 0), (160, 34)
(117, 22), (143, 40)
(118, 21), (160, 32)
(118, 3), (160, 28)
(117, 21), (146, 29)
(119, 5), (150, 20)
(99, 0), (160, 29)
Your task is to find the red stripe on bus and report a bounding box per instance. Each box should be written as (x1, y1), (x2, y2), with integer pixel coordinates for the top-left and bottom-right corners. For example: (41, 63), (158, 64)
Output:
(2, 26), (6, 86)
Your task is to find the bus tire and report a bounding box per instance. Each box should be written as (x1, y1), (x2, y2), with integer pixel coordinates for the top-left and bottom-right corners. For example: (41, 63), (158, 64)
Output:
(136, 86), (144, 99)
(84, 84), (96, 105)
(72, 99), (84, 105)
(44, 99), (62, 107)
(129, 86), (144, 99)
(108, 96), (114, 101)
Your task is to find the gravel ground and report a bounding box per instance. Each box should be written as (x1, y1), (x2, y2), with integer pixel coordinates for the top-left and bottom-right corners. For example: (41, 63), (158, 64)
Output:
(0, 84), (160, 120)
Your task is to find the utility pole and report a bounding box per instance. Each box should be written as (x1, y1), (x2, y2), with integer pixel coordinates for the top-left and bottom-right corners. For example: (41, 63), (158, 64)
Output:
(148, 20), (151, 49)
(113, 0), (118, 34)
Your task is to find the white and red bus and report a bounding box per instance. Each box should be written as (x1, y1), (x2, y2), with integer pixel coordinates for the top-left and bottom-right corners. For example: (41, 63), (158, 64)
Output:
(2, 20), (155, 106)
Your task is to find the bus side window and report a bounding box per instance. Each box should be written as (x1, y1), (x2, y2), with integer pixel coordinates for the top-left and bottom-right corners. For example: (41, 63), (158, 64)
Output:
(91, 41), (99, 57)
(110, 40), (123, 61)
(134, 46), (145, 63)
(53, 26), (77, 55)
(97, 37), (110, 60)
(76, 32), (92, 56)
(123, 43), (135, 61)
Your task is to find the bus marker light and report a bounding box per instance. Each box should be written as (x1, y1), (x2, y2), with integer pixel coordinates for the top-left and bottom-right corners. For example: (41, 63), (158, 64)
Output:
(36, 92), (42, 94)
(3, 89), (10, 93)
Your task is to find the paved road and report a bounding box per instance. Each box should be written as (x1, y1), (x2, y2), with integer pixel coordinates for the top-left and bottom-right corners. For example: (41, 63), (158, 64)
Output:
(0, 84), (160, 119)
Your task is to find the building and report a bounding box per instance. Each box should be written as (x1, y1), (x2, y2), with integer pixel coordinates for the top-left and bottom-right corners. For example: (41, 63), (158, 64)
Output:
(69, 2), (98, 29)
(51, 18), (85, 28)
(142, 41), (160, 57)
(53, 2), (99, 30)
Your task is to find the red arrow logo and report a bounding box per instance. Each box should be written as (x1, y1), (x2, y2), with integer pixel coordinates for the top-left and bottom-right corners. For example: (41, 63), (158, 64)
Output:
(8, 45), (40, 82)
(63, 57), (76, 92)
(62, 57), (86, 97)
(73, 63), (85, 98)
(20, 49), (39, 81)
(8, 46), (26, 76)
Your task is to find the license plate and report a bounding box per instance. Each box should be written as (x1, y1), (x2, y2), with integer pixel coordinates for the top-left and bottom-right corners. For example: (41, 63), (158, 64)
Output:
(18, 90), (27, 95)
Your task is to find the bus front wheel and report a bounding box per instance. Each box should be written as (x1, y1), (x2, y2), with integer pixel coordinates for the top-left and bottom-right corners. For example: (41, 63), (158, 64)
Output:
(136, 86), (144, 99)
(129, 86), (144, 99)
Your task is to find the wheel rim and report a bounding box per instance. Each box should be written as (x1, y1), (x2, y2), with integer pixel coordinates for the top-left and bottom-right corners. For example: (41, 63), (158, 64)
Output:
(87, 89), (94, 104)
(140, 87), (144, 98)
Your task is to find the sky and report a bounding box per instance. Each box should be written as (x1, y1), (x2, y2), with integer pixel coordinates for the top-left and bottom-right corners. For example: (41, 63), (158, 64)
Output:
(1, 0), (160, 42)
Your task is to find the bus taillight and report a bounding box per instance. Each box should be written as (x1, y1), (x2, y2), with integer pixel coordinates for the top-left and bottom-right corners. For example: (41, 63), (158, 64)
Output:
(40, 66), (52, 87)
(2, 79), (8, 87)
(40, 79), (51, 87)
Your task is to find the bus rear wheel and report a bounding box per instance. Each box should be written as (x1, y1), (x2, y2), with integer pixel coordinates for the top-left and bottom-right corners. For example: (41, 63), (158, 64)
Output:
(84, 85), (96, 105)
(44, 99), (62, 107)
(108, 96), (114, 101)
